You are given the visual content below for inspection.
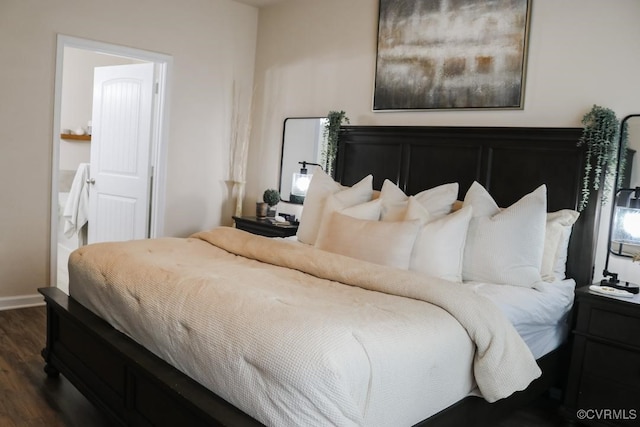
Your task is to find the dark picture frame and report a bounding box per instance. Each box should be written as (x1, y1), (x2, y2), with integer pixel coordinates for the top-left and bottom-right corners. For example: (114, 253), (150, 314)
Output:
(373, 0), (531, 111)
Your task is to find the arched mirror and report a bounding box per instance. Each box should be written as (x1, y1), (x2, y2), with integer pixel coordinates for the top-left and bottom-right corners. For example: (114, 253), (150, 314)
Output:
(602, 114), (640, 292)
(279, 117), (327, 204)
(609, 115), (640, 257)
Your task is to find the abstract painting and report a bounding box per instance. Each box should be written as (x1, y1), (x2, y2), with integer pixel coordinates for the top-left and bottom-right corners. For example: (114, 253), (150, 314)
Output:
(373, 0), (531, 110)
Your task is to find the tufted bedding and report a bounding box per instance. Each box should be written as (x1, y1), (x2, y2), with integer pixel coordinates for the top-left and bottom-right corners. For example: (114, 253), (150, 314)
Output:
(69, 226), (541, 427)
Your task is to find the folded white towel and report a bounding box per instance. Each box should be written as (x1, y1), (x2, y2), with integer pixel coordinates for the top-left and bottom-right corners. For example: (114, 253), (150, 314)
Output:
(63, 163), (90, 238)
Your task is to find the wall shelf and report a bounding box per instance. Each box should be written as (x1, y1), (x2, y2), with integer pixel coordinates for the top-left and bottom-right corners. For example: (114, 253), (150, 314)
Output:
(60, 133), (91, 141)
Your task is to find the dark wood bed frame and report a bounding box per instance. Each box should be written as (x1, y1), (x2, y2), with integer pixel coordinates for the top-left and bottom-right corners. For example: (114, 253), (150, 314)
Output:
(39, 125), (602, 426)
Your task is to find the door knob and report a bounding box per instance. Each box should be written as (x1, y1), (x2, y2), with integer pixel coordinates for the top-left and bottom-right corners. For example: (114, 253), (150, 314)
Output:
(86, 178), (96, 185)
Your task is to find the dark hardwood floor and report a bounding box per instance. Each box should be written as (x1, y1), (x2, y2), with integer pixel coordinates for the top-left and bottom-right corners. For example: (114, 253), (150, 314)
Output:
(0, 306), (570, 426)
(0, 306), (112, 426)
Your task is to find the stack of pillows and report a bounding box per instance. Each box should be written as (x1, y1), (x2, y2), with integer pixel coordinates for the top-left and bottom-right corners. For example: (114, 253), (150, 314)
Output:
(296, 170), (579, 288)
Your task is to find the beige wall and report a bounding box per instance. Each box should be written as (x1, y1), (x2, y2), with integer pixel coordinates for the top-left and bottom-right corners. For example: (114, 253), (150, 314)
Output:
(248, 0), (640, 197)
(247, 0), (640, 281)
(0, 0), (257, 303)
(3, 0), (639, 303)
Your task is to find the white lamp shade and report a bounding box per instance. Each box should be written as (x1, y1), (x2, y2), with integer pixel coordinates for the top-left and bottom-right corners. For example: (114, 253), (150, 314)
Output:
(291, 173), (312, 197)
(613, 207), (640, 244)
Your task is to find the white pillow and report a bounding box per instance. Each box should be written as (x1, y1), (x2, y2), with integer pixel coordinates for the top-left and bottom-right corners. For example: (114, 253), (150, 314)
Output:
(315, 197), (382, 244)
(403, 195), (432, 223)
(324, 195), (382, 221)
(407, 201), (473, 282)
(462, 182), (547, 287)
(379, 180), (459, 221)
(315, 212), (421, 270)
(542, 209), (579, 281)
(297, 170), (373, 245)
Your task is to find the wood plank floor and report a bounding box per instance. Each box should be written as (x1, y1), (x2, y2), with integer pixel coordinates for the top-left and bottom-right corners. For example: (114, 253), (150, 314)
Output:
(0, 306), (569, 426)
(0, 306), (111, 426)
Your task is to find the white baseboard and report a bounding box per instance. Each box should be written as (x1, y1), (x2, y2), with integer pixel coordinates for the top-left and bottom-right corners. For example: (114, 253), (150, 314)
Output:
(0, 293), (45, 311)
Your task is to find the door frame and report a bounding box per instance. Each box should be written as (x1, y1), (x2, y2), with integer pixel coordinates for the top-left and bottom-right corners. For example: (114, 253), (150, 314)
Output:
(50, 34), (172, 287)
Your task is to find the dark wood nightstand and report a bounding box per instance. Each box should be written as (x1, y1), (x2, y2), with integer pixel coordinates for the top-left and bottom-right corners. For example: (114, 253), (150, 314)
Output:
(232, 216), (298, 238)
(564, 285), (640, 426)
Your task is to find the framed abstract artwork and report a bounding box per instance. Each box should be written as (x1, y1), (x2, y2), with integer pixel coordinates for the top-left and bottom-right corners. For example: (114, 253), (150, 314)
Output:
(373, 0), (531, 111)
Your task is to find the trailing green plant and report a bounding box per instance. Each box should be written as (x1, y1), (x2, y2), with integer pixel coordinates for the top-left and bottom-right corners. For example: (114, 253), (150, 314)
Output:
(578, 105), (628, 211)
(263, 188), (280, 207)
(321, 110), (349, 177)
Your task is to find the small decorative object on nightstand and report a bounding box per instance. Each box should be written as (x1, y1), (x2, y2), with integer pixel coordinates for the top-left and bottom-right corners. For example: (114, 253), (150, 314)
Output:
(256, 202), (268, 218)
(263, 189), (280, 218)
(563, 285), (640, 426)
(233, 216), (298, 238)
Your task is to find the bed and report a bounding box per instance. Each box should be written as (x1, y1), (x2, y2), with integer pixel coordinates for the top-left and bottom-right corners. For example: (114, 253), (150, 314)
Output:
(39, 125), (601, 426)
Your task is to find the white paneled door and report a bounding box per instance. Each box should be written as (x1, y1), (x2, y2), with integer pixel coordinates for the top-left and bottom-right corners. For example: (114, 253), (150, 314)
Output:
(88, 63), (155, 244)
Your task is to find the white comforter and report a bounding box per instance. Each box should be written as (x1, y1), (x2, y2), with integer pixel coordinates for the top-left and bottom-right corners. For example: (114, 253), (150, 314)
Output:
(69, 227), (540, 427)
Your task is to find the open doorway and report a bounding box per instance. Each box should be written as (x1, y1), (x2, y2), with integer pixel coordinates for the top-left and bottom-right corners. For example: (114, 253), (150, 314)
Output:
(50, 35), (172, 293)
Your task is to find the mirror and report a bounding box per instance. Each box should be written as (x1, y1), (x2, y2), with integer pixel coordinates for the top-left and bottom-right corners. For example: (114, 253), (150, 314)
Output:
(601, 114), (640, 293)
(279, 117), (327, 204)
(610, 115), (640, 257)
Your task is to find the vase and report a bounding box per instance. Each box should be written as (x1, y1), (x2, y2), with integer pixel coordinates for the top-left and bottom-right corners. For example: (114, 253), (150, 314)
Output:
(256, 202), (268, 218)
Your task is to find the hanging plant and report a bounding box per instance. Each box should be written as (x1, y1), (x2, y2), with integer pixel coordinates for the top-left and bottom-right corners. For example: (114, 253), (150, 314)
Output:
(578, 105), (628, 211)
(321, 110), (349, 177)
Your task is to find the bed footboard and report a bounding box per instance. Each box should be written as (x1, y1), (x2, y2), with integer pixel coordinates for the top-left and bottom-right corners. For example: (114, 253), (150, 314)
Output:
(38, 287), (264, 427)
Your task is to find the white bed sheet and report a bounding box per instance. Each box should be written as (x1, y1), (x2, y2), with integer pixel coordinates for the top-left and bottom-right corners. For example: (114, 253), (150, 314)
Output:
(462, 279), (575, 358)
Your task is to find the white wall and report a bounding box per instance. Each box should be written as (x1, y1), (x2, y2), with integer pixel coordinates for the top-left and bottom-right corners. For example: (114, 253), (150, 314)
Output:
(247, 0), (640, 284)
(0, 0), (257, 302)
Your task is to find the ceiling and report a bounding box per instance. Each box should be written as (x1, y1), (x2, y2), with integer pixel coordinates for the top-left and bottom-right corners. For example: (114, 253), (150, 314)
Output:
(233, 0), (286, 7)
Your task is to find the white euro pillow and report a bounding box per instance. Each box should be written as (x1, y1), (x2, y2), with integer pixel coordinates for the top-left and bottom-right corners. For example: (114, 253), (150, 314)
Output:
(297, 170), (373, 245)
(407, 200), (473, 283)
(379, 180), (459, 221)
(315, 212), (421, 270)
(462, 182), (547, 287)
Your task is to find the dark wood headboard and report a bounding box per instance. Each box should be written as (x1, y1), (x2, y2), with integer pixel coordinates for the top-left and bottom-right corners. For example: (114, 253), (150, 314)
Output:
(335, 125), (602, 287)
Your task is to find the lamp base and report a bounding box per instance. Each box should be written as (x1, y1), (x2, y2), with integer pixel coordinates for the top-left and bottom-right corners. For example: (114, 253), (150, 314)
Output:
(599, 279), (640, 294)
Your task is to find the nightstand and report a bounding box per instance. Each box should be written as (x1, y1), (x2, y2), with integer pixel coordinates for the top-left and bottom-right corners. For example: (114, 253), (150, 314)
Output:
(564, 286), (640, 426)
(232, 216), (298, 238)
